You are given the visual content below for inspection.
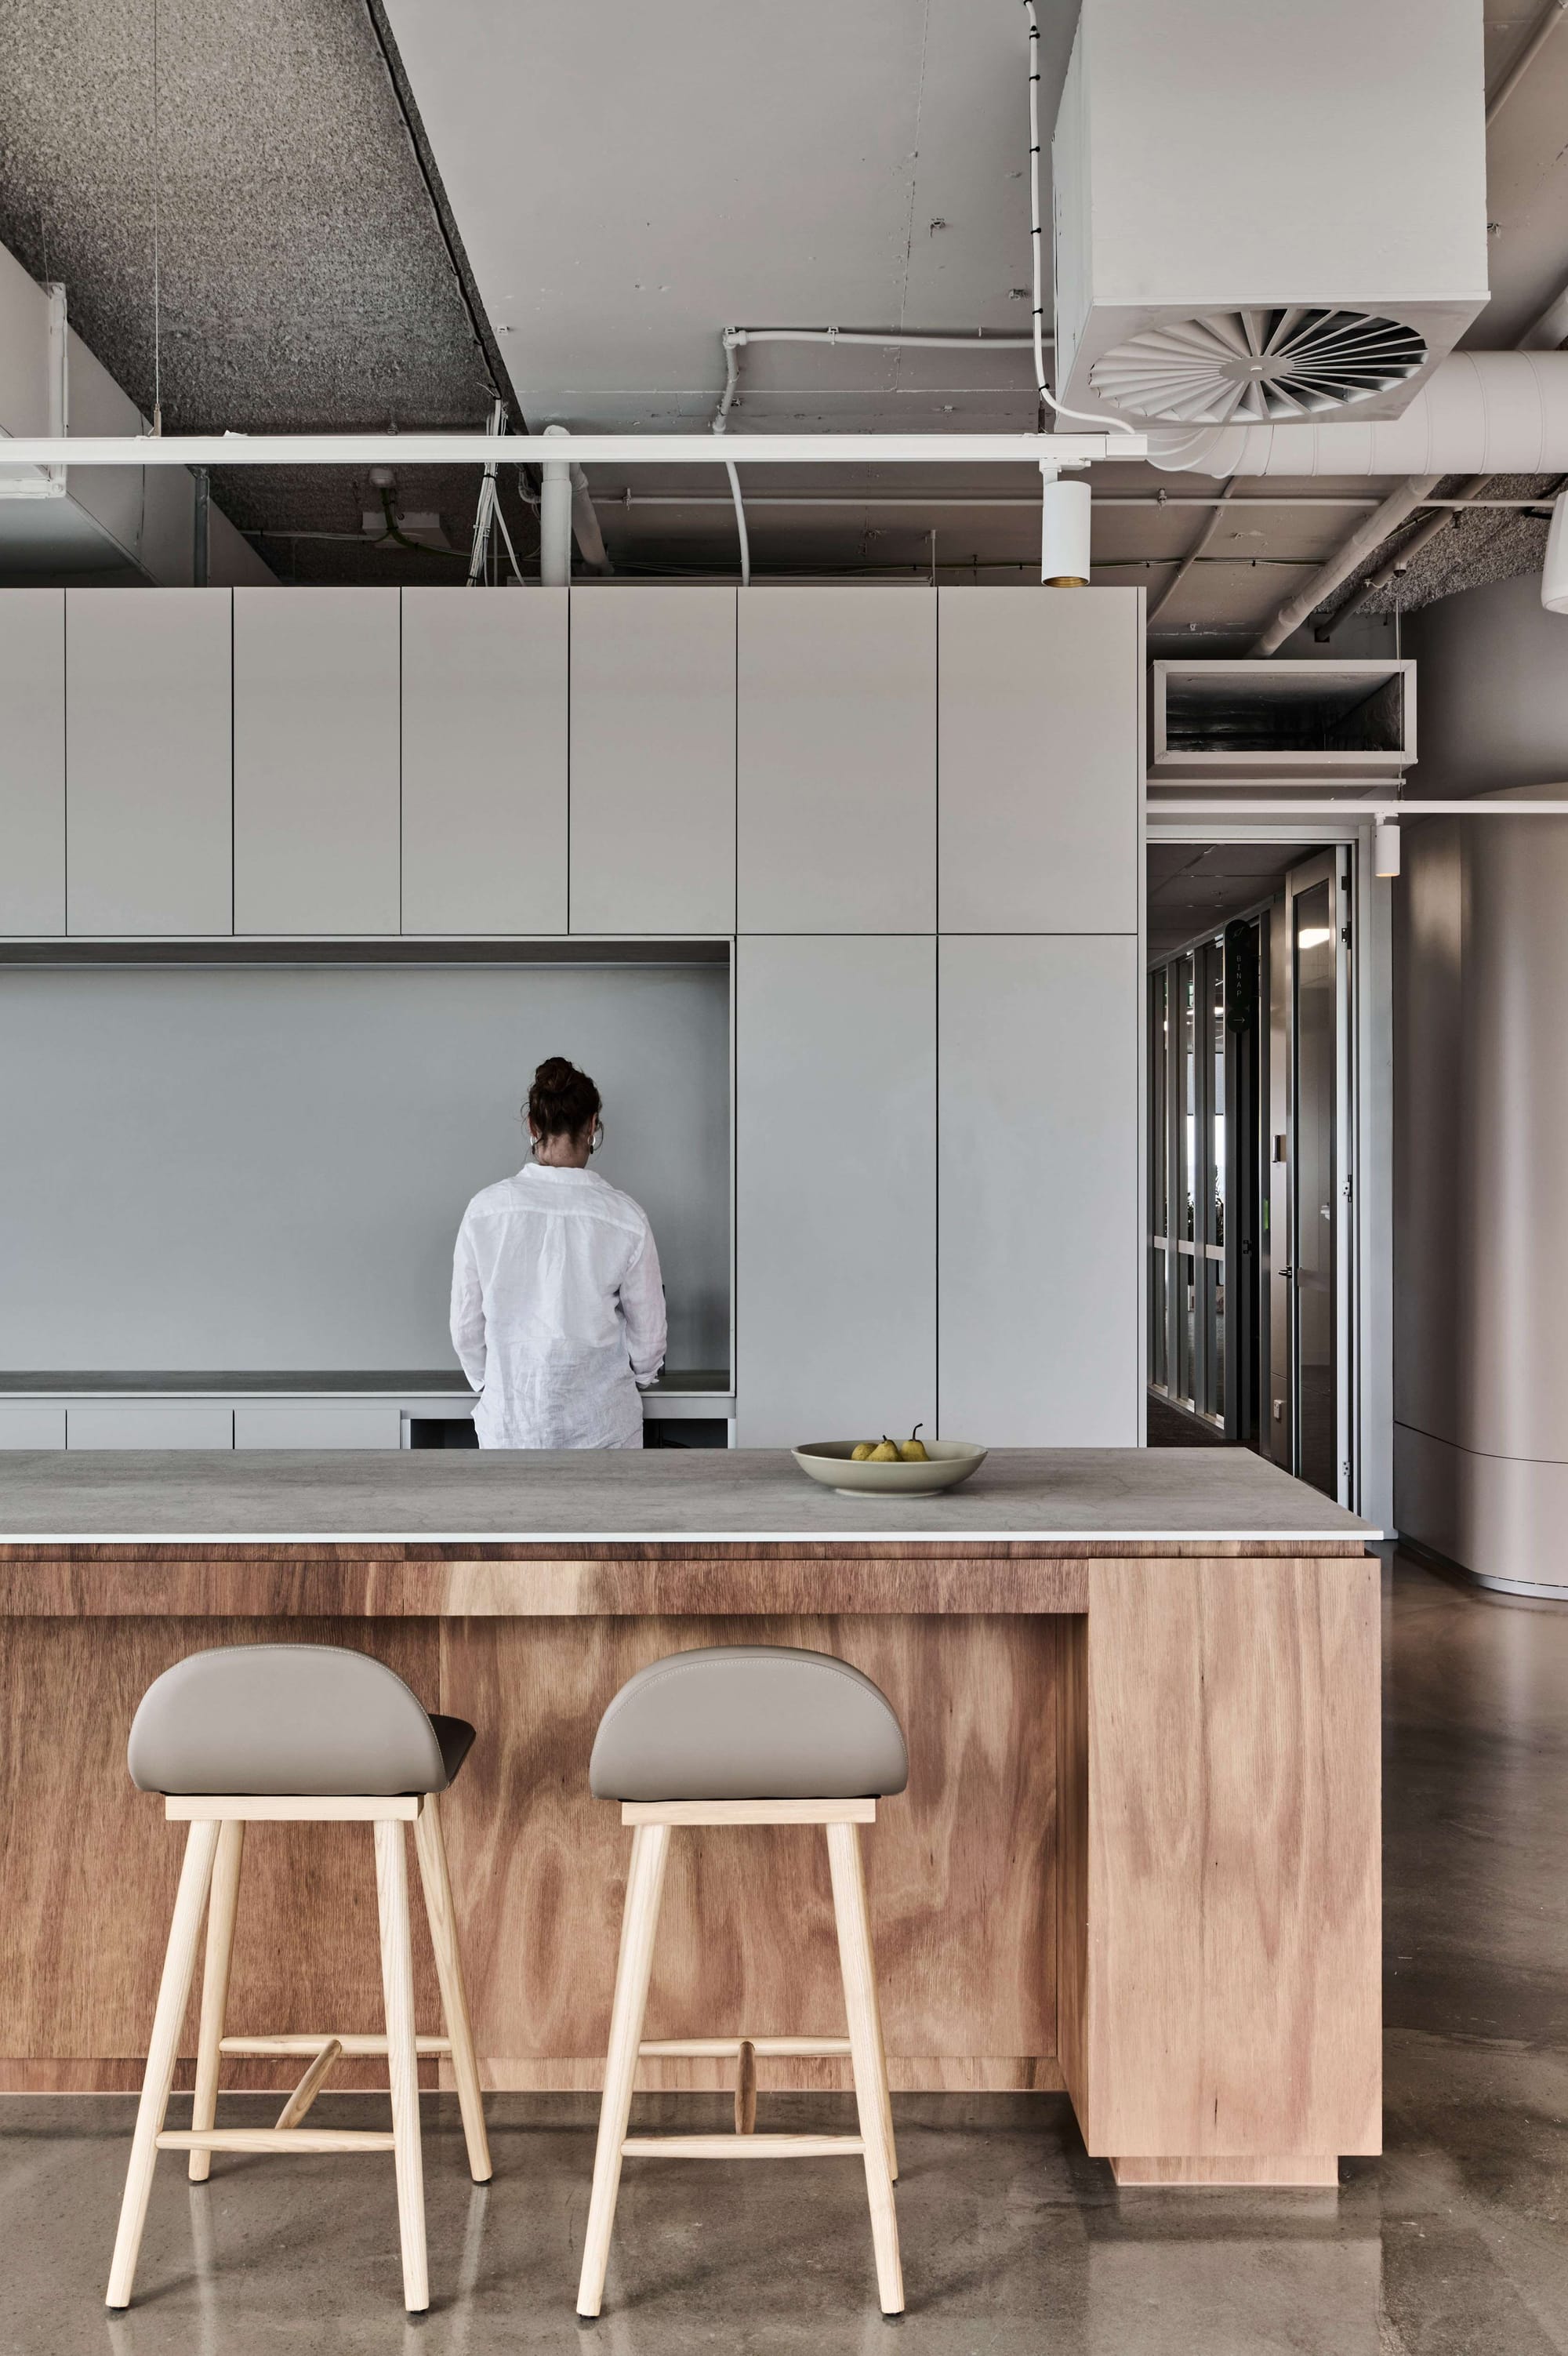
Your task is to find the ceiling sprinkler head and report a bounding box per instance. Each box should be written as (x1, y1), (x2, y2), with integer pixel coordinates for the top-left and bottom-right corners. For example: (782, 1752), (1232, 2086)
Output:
(368, 463), (397, 490)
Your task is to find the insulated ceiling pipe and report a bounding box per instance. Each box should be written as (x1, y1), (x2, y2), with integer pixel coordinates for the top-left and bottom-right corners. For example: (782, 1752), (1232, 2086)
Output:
(1142, 351), (1568, 481)
(539, 425), (572, 586)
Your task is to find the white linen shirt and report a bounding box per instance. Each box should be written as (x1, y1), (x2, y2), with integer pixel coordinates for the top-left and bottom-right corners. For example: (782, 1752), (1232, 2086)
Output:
(449, 1164), (667, 1450)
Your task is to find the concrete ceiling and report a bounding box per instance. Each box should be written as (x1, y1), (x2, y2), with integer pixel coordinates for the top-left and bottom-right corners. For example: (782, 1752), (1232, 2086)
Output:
(1147, 840), (1323, 962)
(0, 0), (532, 580)
(1, 0), (1566, 616)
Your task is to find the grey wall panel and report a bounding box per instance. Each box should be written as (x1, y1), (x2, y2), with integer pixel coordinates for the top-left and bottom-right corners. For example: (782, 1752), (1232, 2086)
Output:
(938, 587), (1140, 933)
(1392, 819), (1462, 1457)
(0, 589), (64, 935)
(570, 587), (736, 935)
(234, 588), (400, 935)
(738, 590), (935, 932)
(401, 588), (568, 934)
(735, 935), (935, 1446)
(66, 588), (232, 936)
(938, 935), (1139, 1446)
(0, 962), (729, 1374)
(67, 1404), (234, 1449)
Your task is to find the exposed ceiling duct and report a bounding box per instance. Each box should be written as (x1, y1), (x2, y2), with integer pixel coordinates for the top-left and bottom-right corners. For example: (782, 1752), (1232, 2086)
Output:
(1051, 0), (1490, 431)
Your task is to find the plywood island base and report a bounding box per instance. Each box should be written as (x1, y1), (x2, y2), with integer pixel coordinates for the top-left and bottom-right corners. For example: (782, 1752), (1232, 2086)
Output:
(0, 1534), (1381, 2187)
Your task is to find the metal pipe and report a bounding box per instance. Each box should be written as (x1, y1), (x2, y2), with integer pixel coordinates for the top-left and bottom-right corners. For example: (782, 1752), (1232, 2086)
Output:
(1486, 0), (1568, 122)
(1250, 477), (1440, 653)
(1319, 472), (1497, 637)
(539, 424), (572, 585)
(0, 429), (1138, 468)
(568, 465), (612, 573)
(1149, 798), (1568, 817)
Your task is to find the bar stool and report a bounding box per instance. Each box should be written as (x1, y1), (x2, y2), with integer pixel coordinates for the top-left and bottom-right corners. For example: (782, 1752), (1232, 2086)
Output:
(106, 1643), (491, 2315)
(577, 1643), (909, 2318)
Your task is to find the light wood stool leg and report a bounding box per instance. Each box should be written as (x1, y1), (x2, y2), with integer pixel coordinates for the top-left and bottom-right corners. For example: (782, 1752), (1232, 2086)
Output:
(375, 1817), (429, 2316)
(866, 1927), (898, 2184)
(187, 1818), (245, 2184)
(413, 1795), (492, 2184)
(826, 1821), (904, 2318)
(107, 1818), (221, 2309)
(576, 1821), (670, 2318)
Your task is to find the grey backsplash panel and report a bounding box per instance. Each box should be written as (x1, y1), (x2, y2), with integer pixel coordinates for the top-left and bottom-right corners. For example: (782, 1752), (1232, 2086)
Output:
(0, 961), (730, 1372)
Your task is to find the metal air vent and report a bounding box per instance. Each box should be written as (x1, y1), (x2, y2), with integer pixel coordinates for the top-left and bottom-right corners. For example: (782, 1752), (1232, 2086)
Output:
(1088, 307), (1428, 425)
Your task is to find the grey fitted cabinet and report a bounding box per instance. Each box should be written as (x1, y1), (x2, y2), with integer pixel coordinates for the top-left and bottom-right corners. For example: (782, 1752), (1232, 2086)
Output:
(234, 589), (400, 935)
(738, 590), (935, 932)
(938, 933), (1139, 1445)
(0, 589), (64, 934)
(735, 935), (935, 1446)
(570, 587), (736, 934)
(66, 589), (233, 935)
(401, 588), (568, 934)
(938, 587), (1141, 934)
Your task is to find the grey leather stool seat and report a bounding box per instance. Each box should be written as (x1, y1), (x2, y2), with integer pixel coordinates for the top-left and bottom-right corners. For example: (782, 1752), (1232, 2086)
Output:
(129, 1643), (477, 1796)
(589, 1643), (908, 1803)
(107, 1643), (490, 2319)
(579, 1644), (907, 2321)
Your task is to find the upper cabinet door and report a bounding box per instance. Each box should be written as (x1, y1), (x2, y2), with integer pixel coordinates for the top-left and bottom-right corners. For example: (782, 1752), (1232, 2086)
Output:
(938, 588), (1141, 934)
(738, 589), (935, 932)
(401, 589), (568, 935)
(66, 589), (232, 937)
(234, 589), (399, 935)
(0, 590), (64, 935)
(570, 588), (735, 935)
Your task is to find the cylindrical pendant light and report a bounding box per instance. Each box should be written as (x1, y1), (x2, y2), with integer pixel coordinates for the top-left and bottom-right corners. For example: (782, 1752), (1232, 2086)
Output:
(1040, 469), (1091, 586)
(1374, 818), (1402, 877)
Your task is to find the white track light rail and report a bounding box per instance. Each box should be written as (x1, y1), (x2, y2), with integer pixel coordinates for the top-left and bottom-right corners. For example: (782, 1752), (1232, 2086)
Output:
(0, 430), (1145, 470)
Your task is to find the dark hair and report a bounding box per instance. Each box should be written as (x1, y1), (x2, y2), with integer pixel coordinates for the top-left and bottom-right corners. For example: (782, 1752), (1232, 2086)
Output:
(527, 1056), (601, 1141)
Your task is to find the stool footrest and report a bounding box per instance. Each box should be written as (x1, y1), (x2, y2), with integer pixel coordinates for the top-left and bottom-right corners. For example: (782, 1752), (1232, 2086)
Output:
(638, 2036), (851, 2060)
(219, 2035), (451, 2057)
(621, 2133), (865, 2161)
(157, 2128), (397, 2155)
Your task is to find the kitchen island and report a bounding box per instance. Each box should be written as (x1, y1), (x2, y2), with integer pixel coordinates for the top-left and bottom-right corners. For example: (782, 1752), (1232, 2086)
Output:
(0, 1448), (1381, 2187)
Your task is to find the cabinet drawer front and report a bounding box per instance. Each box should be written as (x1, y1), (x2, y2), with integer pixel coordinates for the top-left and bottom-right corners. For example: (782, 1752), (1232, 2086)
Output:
(66, 1405), (234, 1450)
(0, 1406), (67, 1450)
(234, 1403), (402, 1450)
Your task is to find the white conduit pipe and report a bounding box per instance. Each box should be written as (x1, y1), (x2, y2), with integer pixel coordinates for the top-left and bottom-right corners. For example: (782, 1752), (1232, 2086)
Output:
(539, 424), (572, 586)
(0, 430), (1135, 468)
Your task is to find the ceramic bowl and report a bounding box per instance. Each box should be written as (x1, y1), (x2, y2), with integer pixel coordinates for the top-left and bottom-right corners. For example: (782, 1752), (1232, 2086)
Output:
(790, 1439), (989, 1498)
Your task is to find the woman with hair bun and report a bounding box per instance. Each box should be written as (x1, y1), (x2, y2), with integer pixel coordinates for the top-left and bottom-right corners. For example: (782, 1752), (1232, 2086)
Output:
(449, 1057), (666, 1448)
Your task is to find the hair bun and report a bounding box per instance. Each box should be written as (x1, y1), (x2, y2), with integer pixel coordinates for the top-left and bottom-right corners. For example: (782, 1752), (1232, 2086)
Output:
(526, 1056), (602, 1142)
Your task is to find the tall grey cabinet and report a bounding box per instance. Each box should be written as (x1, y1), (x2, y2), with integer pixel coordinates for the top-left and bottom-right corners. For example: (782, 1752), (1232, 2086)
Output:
(66, 589), (232, 935)
(0, 589), (64, 935)
(234, 589), (400, 935)
(736, 935), (936, 1446)
(401, 587), (568, 935)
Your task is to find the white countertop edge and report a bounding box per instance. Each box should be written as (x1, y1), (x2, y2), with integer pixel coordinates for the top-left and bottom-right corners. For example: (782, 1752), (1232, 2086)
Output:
(0, 1525), (1384, 1547)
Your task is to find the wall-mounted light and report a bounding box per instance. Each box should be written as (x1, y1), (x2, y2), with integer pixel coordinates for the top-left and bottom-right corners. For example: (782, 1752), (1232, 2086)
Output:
(1374, 818), (1402, 877)
(1543, 488), (1568, 613)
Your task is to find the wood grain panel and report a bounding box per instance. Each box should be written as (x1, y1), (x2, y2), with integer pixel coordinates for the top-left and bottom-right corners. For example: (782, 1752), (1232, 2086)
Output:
(438, 1614), (1059, 2091)
(0, 1618), (444, 2089)
(1057, 1610), (1089, 2120)
(1110, 2153), (1338, 2187)
(1080, 1555), (1381, 2160)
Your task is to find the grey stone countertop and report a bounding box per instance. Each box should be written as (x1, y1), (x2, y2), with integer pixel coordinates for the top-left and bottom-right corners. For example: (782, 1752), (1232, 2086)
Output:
(0, 1447), (1378, 1544)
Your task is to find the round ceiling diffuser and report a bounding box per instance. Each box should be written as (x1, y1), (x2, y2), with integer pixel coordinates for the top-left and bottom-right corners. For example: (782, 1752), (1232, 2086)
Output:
(1087, 306), (1428, 425)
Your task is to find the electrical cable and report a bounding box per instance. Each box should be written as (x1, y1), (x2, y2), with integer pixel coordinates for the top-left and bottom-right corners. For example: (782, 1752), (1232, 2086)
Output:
(723, 457), (751, 586)
(1022, 0), (1134, 435)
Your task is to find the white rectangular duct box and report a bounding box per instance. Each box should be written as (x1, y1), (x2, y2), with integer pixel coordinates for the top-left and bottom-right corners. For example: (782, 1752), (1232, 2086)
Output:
(1149, 659), (1416, 782)
(1052, 0), (1489, 431)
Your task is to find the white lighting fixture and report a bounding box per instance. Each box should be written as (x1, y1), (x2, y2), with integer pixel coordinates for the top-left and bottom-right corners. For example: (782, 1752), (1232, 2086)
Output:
(1040, 471), (1091, 585)
(1374, 818), (1402, 877)
(1542, 487), (1568, 612)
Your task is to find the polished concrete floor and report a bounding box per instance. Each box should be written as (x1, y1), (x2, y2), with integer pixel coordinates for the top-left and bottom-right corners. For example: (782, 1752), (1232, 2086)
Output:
(5, 1552), (1568, 2354)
